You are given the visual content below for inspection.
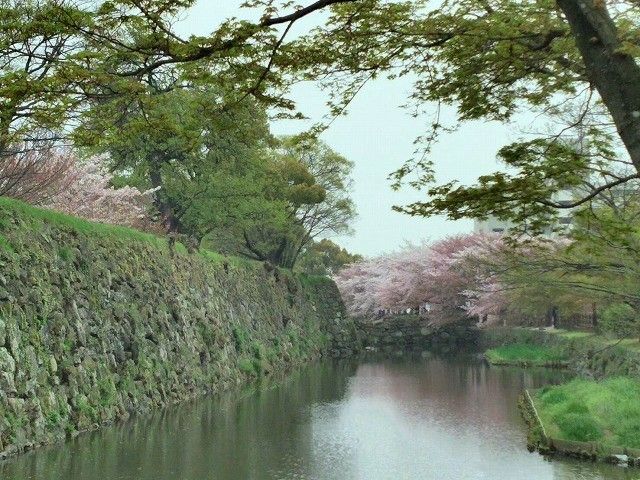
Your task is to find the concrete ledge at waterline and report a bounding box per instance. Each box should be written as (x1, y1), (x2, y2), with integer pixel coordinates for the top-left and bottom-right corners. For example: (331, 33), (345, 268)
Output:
(519, 390), (552, 454)
(519, 389), (640, 467)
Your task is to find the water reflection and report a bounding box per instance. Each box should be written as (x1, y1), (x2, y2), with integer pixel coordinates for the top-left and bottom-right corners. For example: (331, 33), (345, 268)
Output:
(1, 355), (636, 480)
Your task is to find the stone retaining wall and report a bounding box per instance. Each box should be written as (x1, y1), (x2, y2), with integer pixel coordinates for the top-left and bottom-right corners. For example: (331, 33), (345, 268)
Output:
(352, 315), (479, 353)
(0, 199), (350, 458)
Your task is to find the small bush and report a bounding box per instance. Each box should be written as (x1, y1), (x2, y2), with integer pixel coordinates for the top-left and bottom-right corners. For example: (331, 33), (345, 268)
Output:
(251, 341), (264, 360)
(58, 246), (73, 261)
(0, 234), (14, 253)
(600, 303), (639, 340)
(232, 326), (249, 352)
(554, 413), (603, 442)
(238, 356), (263, 377)
(539, 388), (568, 406)
(238, 358), (255, 375)
(562, 401), (589, 415)
(617, 419), (640, 448)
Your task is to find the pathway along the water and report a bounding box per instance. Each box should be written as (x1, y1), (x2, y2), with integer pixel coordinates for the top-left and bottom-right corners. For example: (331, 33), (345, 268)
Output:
(0, 355), (635, 480)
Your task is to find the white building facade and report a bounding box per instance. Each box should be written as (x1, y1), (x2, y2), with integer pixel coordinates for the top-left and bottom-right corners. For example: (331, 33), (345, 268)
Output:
(473, 190), (574, 237)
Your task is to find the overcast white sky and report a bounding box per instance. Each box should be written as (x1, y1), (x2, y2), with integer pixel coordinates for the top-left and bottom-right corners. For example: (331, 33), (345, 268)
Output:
(177, 2), (525, 257)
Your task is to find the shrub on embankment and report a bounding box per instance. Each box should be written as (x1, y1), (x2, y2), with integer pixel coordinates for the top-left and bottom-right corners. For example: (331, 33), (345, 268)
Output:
(0, 197), (348, 457)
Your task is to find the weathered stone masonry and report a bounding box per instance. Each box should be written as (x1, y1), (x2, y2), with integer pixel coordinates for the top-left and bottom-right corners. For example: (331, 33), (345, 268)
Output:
(344, 315), (479, 354)
(0, 200), (349, 458)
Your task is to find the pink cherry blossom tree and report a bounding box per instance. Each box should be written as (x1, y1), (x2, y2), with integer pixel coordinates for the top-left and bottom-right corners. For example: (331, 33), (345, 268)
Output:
(43, 156), (160, 233)
(336, 233), (595, 328)
(0, 144), (76, 203)
(335, 233), (507, 325)
(1, 146), (157, 231)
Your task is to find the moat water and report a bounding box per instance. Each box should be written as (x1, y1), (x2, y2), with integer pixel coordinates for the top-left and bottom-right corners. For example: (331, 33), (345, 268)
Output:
(1, 355), (636, 479)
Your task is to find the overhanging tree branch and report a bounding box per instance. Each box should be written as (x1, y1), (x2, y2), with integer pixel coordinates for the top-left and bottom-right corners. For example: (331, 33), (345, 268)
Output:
(120, 0), (359, 78)
(537, 172), (640, 209)
(262, 0), (357, 26)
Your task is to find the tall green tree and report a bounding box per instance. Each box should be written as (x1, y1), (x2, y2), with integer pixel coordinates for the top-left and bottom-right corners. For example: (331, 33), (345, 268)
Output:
(209, 150), (328, 267)
(296, 238), (362, 275)
(204, 137), (356, 268)
(277, 137), (356, 260)
(242, 138), (355, 268)
(287, 0), (640, 232)
(76, 87), (273, 241)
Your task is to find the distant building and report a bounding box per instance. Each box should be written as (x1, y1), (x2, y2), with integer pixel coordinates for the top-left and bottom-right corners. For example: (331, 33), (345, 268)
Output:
(473, 190), (574, 237)
(473, 217), (513, 235)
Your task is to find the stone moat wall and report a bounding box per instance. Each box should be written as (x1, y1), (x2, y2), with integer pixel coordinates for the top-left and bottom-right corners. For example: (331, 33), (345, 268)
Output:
(0, 199), (350, 458)
(347, 315), (479, 354)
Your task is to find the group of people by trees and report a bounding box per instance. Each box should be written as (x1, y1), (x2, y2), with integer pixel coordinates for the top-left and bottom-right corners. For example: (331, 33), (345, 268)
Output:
(2, 0), (640, 332)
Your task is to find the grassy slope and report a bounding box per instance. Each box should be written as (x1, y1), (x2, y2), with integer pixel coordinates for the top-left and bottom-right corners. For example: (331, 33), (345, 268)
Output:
(485, 343), (568, 367)
(534, 377), (640, 448)
(0, 196), (259, 270)
(0, 196), (169, 249)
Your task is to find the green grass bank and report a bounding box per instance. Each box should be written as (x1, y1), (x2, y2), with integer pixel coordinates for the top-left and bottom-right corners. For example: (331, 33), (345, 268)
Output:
(520, 378), (640, 465)
(482, 327), (640, 463)
(480, 327), (640, 378)
(484, 343), (568, 368)
(535, 377), (640, 449)
(0, 198), (352, 457)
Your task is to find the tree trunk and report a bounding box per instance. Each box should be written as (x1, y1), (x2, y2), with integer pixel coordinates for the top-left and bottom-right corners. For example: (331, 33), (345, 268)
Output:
(556, 0), (640, 170)
(149, 165), (179, 235)
(242, 230), (268, 261)
(271, 237), (290, 267)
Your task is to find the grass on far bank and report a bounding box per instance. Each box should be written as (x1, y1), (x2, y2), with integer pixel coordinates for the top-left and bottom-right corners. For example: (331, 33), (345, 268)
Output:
(485, 343), (568, 367)
(545, 328), (640, 352)
(534, 377), (640, 448)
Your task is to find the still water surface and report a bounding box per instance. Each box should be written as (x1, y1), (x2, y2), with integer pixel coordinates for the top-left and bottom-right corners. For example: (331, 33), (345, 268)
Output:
(1, 355), (638, 480)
